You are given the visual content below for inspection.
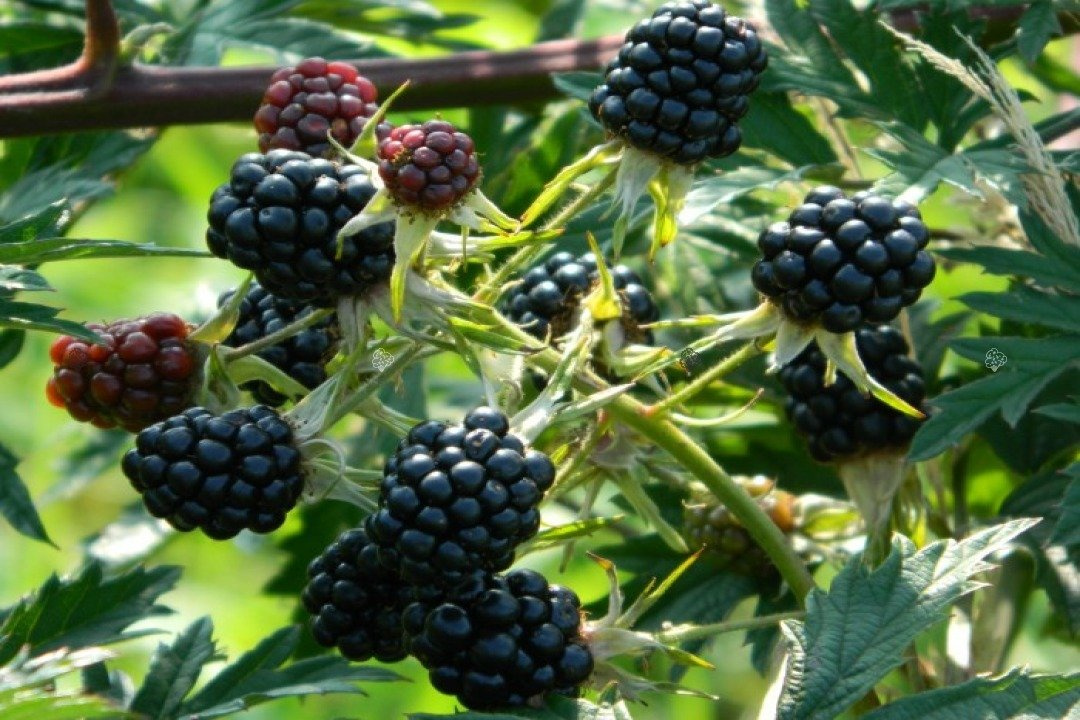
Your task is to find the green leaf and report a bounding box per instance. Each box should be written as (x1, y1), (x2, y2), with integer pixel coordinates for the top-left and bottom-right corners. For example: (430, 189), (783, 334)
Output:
(0, 330), (25, 370)
(552, 71), (600, 103)
(863, 668), (1080, 720)
(179, 625), (403, 719)
(0, 266), (51, 293)
(936, 246), (1080, 289)
(1052, 476), (1080, 549)
(740, 93), (838, 167)
(0, 299), (99, 342)
(0, 202), (67, 245)
(0, 237), (211, 265)
(777, 520), (1038, 720)
(1035, 402), (1080, 424)
(681, 164), (812, 227)
(908, 336), (1080, 461)
(959, 287), (1080, 333)
(0, 442), (51, 545)
(0, 563), (180, 665)
(1017, 0), (1062, 64)
(537, 0), (585, 42)
(129, 617), (217, 720)
(0, 691), (127, 720)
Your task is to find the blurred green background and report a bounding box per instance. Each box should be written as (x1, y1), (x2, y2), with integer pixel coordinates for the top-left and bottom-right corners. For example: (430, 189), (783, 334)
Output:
(1, 0), (1077, 718)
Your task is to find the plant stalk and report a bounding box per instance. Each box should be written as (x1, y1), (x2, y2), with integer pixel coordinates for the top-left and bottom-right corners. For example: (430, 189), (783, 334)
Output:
(645, 340), (761, 416)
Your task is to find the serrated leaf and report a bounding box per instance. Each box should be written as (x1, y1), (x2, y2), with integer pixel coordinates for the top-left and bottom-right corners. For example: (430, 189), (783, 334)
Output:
(909, 336), (1080, 460)
(740, 93), (837, 166)
(0, 563), (180, 665)
(959, 288), (1080, 333)
(0, 237), (211, 265)
(0, 266), (51, 293)
(777, 519), (1038, 720)
(0, 691), (126, 720)
(0, 442), (51, 545)
(1034, 402), (1080, 424)
(0, 329), (25, 370)
(1052, 477), (1080, 549)
(552, 71), (600, 103)
(680, 164), (811, 227)
(1017, 0), (1061, 64)
(129, 617), (217, 720)
(0, 202), (67, 245)
(936, 246), (1080, 289)
(863, 668), (1080, 720)
(0, 299), (100, 342)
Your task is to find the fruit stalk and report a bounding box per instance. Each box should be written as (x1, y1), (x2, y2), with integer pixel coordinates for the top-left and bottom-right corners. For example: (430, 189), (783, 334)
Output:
(645, 340), (761, 416)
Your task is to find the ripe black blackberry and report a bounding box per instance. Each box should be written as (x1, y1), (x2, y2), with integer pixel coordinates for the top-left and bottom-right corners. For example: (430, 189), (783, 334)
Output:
(121, 405), (304, 539)
(779, 325), (927, 462)
(504, 251), (659, 342)
(46, 314), (198, 432)
(366, 407), (556, 588)
(254, 57), (384, 158)
(219, 283), (340, 406)
(751, 186), (935, 333)
(302, 527), (413, 663)
(206, 149), (395, 306)
(403, 568), (593, 710)
(588, 0), (767, 165)
(683, 476), (796, 581)
(377, 120), (480, 213)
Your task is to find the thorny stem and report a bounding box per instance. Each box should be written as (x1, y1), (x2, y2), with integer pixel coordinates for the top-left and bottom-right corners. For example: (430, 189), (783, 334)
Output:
(494, 316), (818, 603)
(218, 309), (335, 362)
(644, 340), (761, 417)
(657, 611), (805, 644)
(474, 167), (618, 306)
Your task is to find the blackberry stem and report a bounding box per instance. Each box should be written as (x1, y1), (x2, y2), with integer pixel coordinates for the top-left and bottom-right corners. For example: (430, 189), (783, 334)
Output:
(644, 340), (761, 417)
(218, 308), (335, 362)
(656, 611), (805, 644)
(474, 167), (618, 306)
(491, 312), (818, 603)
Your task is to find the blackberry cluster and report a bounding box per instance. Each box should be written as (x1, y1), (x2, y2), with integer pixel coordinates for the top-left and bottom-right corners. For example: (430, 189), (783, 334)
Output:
(206, 149), (395, 306)
(302, 528), (413, 663)
(120, 406), (304, 539)
(683, 476), (795, 581)
(377, 120), (480, 213)
(588, 0), (767, 165)
(404, 568), (593, 711)
(505, 252), (659, 342)
(219, 283), (340, 406)
(254, 57), (382, 158)
(366, 407), (556, 588)
(751, 186), (935, 333)
(45, 314), (198, 432)
(779, 325), (927, 462)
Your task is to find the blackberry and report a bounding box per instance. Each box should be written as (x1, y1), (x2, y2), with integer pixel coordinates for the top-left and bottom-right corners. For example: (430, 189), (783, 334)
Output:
(778, 325), (927, 462)
(206, 149), (395, 306)
(378, 120), (480, 213)
(683, 476), (795, 581)
(588, 0), (767, 165)
(403, 568), (593, 710)
(254, 57), (384, 158)
(45, 314), (198, 432)
(218, 282), (340, 406)
(751, 187), (935, 333)
(366, 407), (556, 588)
(302, 527), (413, 663)
(504, 251), (659, 342)
(120, 405), (304, 539)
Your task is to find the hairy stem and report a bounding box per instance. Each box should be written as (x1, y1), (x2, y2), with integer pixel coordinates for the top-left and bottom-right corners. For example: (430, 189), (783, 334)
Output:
(645, 340), (761, 416)
(657, 611), (805, 644)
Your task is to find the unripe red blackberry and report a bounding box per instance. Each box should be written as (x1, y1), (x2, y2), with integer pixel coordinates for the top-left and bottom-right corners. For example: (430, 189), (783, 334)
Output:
(588, 0), (767, 165)
(779, 325), (927, 462)
(254, 57), (384, 158)
(45, 314), (199, 432)
(752, 187), (935, 333)
(683, 476), (796, 581)
(403, 568), (593, 711)
(302, 527), (414, 663)
(120, 405), (304, 539)
(366, 407), (556, 588)
(206, 150), (395, 306)
(218, 283), (340, 406)
(504, 251), (659, 342)
(377, 120), (480, 213)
